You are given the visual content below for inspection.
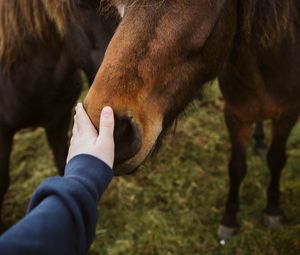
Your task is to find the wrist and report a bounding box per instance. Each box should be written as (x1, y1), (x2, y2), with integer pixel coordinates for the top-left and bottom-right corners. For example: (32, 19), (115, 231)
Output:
(65, 154), (114, 195)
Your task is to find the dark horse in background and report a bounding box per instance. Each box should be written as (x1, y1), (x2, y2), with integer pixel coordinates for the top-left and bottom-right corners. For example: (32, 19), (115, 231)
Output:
(85, 0), (300, 241)
(0, 0), (118, 223)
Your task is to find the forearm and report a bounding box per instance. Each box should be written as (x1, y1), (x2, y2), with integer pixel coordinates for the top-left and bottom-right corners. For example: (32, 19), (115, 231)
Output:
(0, 154), (113, 255)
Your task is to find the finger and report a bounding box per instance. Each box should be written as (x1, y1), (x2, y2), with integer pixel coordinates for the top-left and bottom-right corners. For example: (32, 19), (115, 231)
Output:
(97, 106), (115, 144)
(76, 103), (97, 136)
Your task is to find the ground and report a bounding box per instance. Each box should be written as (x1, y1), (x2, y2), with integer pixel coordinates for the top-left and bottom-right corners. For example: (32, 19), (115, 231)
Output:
(3, 81), (300, 254)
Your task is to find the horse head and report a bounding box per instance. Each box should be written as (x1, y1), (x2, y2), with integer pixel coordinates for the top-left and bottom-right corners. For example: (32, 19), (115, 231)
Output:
(85, 0), (236, 174)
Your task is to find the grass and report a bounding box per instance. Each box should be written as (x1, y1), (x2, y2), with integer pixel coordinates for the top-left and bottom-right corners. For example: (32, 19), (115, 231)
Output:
(3, 81), (300, 254)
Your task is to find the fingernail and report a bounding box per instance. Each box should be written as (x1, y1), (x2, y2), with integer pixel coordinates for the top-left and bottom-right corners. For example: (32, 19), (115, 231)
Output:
(102, 106), (113, 118)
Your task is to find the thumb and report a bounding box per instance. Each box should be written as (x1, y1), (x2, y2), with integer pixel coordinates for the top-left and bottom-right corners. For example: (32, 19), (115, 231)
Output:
(97, 106), (115, 144)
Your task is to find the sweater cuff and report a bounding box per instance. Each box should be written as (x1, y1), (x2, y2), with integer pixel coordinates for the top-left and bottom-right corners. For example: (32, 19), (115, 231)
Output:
(65, 154), (113, 199)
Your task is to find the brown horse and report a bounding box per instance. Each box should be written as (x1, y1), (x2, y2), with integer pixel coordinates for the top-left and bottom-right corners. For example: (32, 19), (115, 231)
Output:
(85, 0), (300, 240)
(0, 0), (118, 223)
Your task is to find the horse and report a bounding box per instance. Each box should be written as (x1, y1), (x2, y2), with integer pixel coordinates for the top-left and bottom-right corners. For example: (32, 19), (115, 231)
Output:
(0, 0), (118, 223)
(84, 0), (300, 241)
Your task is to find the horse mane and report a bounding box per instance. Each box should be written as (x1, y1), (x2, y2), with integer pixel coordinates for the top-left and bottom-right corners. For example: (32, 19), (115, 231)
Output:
(241, 0), (299, 48)
(0, 0), (78, 68)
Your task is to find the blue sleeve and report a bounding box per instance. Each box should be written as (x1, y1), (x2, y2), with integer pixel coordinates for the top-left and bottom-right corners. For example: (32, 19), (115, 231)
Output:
(0, 154), (113, 255)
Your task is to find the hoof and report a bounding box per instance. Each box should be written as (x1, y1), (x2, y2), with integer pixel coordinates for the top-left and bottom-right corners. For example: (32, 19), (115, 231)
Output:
(263, 213), (282, 229)
(217, 225), (238, 242)
(254, 147), (266, 158)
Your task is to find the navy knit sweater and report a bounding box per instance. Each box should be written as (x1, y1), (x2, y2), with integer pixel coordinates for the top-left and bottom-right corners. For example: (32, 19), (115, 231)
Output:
(0, 154), (113, 255)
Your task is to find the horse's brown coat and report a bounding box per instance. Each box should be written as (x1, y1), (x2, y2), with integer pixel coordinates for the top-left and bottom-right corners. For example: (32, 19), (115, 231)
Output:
(86, 0), (233, 173)
(85, 0), (300, 237)
(0, 0), (118, 224)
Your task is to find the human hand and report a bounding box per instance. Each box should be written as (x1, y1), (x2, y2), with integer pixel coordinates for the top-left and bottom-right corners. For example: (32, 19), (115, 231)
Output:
(67, 103), (115, 168)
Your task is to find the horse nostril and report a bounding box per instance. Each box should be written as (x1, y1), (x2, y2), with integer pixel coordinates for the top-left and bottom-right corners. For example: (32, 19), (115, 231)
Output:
(114, 115), (142, 163)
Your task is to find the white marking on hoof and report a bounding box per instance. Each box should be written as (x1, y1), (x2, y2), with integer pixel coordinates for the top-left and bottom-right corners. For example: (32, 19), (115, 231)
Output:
(218, 225), (238, 241)
(263, 214), (282, 229)
(220, 240), (226, 246)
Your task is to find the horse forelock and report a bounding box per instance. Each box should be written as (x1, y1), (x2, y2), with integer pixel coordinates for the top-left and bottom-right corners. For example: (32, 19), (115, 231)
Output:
(0, 0), (78, 69)
(105, 0), (166, 6)
(101, 0), (167, 13)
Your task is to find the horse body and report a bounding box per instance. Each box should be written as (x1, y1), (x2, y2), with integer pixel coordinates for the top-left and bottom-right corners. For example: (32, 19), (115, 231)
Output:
(85, 0), (300, 239)
(218, 18), (300, 238)
(0, 45), (80, 129)
(0, 0), (118, 223)
(221, 41), (300, 122)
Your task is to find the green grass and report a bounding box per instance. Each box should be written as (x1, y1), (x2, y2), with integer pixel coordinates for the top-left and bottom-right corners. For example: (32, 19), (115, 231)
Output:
(3, 81), (300, 254)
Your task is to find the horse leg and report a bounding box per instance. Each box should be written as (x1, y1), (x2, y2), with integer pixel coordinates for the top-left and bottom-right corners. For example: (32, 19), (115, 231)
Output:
(263, 114), (298, 229)
(218, 110), (251, 241)
(45, 114), (71, 176)
(253, 121), (267, 158)
(0, 126), (14, 226)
